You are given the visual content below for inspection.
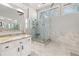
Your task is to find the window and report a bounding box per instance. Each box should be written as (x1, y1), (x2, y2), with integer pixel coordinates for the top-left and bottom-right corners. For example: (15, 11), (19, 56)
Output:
(64, 5), (79, 15)
(39, 8), (59, 19)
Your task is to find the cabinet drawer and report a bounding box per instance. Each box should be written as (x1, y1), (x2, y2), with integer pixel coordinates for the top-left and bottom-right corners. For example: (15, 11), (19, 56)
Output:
(0, 37), (31, 56)
(17, 37), (31, 45)
(1, 41), (18, 56)
(1, 41), (14, 50)
(17, 37), (31, 56)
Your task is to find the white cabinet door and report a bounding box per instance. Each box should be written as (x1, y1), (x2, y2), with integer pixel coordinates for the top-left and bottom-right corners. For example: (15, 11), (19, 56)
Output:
(0, 37), (31, 56)
(18, 37), (31, 56)
(1, 41), (18, 56)
(25, 38), (31, 55)
(0, 44), (2, 56)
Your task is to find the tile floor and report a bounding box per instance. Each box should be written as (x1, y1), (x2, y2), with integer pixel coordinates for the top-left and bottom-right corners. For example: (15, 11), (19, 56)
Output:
(31, 40), (70, 56)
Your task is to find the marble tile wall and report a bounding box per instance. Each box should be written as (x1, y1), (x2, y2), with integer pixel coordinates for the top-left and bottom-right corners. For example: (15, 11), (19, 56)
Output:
(50, 32), (79, 54)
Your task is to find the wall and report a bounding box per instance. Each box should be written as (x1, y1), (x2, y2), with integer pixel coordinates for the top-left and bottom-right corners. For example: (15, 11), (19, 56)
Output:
(50, 32), (79, 55)
(50, 13), (79, 32)
(29, 8), (37, 18)
(0, 4), (19, 20)
(28, 8), (37, 35)
(49, 13), (79, 54)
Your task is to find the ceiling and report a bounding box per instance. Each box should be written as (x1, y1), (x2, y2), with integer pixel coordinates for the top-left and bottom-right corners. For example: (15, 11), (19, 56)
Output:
(8, 3), (53, 11)
(23, 3), (52, 10)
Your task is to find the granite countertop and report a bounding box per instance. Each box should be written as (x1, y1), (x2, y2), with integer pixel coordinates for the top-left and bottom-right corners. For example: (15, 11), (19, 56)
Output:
(0, 34), (31, 44)
(0, 31), (22, 36)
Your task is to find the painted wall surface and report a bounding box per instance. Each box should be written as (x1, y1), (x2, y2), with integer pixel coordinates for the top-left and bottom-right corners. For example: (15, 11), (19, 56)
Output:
(50, 13), (79, 32)
(0, 4), (19, 20)
(28, 8), (37, 35)
(29, 8), (37, 19)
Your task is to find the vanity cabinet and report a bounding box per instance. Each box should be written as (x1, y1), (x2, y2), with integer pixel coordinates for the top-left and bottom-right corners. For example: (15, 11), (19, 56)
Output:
(0, 37), (31, 56)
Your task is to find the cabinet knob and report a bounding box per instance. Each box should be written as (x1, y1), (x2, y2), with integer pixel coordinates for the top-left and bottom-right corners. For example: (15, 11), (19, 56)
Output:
(22, 45), (24, 50)
(20, 42), (22, 44)
(5, 46), (9, 48)
(18, 47), (20, 52)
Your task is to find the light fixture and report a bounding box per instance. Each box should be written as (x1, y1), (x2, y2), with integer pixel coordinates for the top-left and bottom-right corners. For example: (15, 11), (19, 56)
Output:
(16, 9), (24, 15)
(0, 3), (13, 8)
(50, 3), (54, 7)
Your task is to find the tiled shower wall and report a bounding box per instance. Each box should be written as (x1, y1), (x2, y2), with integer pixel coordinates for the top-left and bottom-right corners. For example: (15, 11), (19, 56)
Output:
(50, 32), (79, 55)
(49, 13), (79, 48)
